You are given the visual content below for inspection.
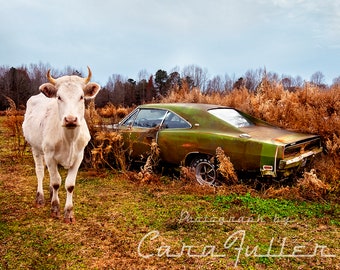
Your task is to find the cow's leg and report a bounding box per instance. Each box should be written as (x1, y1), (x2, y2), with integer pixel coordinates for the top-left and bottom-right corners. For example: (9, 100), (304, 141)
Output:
(46, 159), (62, 218)
(64, 154), (83, 223)
(32, 148), (45, 206)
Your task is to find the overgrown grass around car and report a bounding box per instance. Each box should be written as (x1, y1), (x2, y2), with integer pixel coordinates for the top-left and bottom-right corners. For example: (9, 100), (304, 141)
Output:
(0, 116), (339, 269)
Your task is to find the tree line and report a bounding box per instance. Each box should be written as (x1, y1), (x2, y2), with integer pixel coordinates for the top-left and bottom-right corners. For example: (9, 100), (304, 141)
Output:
(0, 62), (339, 111)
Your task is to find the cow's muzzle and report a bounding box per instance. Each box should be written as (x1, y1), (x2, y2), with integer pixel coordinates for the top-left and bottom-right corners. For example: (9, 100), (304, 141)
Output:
(63, 115), (79, 129)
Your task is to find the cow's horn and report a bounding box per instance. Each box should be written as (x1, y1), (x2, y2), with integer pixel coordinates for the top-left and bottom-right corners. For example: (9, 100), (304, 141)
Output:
(47, 69), (56, 85)
(84, 66), (92, 84)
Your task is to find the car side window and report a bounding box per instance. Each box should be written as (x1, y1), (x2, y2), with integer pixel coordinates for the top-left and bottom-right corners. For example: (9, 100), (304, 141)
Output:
(163, 112), (191, 129)
(133, 109), (167, 128)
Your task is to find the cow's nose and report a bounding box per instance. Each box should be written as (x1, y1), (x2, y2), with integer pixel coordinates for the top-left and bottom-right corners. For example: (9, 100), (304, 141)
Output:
(64, 115), (78, 128)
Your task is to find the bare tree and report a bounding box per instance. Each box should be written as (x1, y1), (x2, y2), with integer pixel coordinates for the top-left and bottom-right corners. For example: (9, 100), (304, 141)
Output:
(206, 75), (224, 93)
(28, 62), (51, 95)
(281, 76), (293, 90)
(224, 73), (236, 92)
(294, 75), (303, 88)
(310, 71), (325, 86)
(107, 74), (126, 106)
(181, 65), (208, 90)
(332, 76), (340, 87)
(244, 68), (265, 92)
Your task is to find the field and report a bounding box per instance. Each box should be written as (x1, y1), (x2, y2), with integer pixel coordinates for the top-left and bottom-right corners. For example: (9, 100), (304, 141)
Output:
(1, 82), (340, 269)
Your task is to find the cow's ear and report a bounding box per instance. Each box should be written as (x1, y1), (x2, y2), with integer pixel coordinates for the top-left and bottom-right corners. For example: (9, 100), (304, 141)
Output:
(84, 82), (101, 99)
(39, 83), (58, 98)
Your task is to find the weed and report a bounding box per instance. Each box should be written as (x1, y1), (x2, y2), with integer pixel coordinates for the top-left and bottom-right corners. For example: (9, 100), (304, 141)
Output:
(2, 97), (26, 157)
(216, 146), (238, 184)
(91, 130), (127, 171)
(297, 169), (330, 202)
(137, 139), (161, 183)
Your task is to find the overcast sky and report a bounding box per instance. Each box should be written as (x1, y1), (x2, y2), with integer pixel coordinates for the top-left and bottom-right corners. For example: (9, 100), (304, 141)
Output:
(1, 0), (339, 85)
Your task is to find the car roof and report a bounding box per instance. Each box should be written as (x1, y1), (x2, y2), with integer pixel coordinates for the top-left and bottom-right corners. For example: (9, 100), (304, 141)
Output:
(139, 103), (229, 111)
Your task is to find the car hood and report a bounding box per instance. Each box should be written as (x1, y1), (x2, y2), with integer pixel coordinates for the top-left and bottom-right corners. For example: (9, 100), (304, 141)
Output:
(239, 126), (319, 145)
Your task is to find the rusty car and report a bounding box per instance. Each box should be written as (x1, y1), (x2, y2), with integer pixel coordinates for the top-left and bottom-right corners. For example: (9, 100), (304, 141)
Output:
(112, 103), (323, 185)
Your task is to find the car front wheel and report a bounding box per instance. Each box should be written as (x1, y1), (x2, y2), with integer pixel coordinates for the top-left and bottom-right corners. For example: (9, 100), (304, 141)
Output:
(191, 157), (217, 186)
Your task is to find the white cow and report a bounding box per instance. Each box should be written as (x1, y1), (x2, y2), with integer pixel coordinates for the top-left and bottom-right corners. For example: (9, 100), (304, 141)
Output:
(22, 67), (101, 223)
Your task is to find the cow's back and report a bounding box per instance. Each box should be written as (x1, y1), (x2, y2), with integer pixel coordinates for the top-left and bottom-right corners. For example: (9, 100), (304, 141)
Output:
(23, 93), (59, 151)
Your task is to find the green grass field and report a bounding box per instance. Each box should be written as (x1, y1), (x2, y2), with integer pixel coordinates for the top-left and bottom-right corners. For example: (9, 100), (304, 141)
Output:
(0, 117), (339, 269)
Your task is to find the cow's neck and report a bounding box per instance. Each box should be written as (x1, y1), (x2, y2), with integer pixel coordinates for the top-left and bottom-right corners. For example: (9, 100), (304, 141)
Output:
(60, 128), (81, 169)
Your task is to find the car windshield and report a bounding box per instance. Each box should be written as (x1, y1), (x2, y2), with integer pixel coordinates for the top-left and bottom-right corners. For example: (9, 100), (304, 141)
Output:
(208, 108), (254, 128)
(133, 109), (167, 128)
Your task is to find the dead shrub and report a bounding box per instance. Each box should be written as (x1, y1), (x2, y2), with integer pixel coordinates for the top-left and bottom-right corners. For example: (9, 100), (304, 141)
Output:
(85, 100), (103, 134)
(161, 80), (205, 104)
(261, 169), (331, 202)
(91, 131), (127, 171)
(297, 169), (330, 201)
(97, 104), (131, 124)
(179, 166), (197, 183)
(3, 97), (26, 156)
(116, 106), (130, 120)
(97, 103), (116, 118)
(216, 147), (238, 184)
(137, 139), (160, 183)
(325, 133), (340, 156)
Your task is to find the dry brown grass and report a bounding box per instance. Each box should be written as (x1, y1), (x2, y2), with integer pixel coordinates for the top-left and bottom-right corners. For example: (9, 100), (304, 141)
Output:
(263, 169), (330, 202)
(216, 146), (238, 184)
(2, 97), (26, 156)
(84, 100), (103, 134)
(97, 103), (131, 124)
(91, 130), (127, 171)
(136, 139), (161, 183)
(296, 169), (330, 201)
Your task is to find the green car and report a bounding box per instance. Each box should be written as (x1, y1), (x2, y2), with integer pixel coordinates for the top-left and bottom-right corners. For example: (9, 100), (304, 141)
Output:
(113, 103), (323, 185)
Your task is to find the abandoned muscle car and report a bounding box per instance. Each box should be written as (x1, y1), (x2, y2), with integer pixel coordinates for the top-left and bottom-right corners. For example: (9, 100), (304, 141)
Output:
(112, 103), (323, 185)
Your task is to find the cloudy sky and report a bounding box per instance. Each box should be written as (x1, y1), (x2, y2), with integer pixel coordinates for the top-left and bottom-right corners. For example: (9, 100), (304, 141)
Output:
(1, 0), (339, 85)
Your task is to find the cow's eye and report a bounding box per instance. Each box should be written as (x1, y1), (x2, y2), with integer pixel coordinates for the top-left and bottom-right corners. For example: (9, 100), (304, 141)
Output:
(80, 95), (84, 100)
(57, 96), (62, 101)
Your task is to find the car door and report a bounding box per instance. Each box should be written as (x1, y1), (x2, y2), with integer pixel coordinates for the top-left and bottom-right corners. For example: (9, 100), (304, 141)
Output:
(119, 108), (167, 160)
(157, 111), (194, 164)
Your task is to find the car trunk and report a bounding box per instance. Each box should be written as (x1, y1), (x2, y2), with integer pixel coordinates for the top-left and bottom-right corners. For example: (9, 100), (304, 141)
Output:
(240, 126), (323, 177)
(240, 126), (320, 146)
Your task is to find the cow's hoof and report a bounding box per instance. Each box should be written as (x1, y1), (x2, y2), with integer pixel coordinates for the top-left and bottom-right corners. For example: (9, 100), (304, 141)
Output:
(51, 200), (60, 218)
(64, 217), (76, 224)
(64, 209), (75, 224)
(35, 192), (45, 207)
(35, 202), (45, 208)
(51, 211), (61, 219)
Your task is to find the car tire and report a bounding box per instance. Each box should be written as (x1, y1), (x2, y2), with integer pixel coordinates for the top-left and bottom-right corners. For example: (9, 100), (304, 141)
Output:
(191, 157), (217, 186)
